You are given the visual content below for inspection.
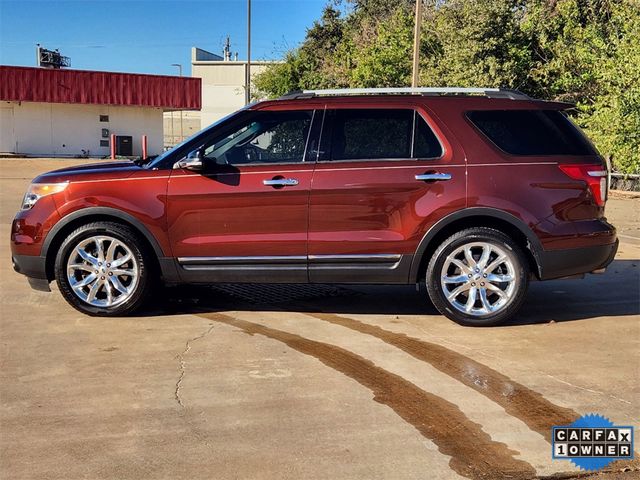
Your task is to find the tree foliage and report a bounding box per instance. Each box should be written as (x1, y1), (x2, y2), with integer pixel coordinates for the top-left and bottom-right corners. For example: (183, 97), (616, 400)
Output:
(254, 0), (640, 173)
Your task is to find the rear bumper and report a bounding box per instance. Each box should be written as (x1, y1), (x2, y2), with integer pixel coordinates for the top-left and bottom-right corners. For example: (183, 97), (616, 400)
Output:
(538, 240), (618, 280)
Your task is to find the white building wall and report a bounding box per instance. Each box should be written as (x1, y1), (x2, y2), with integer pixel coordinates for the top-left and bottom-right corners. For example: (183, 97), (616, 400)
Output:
(0, 101), (163, 157)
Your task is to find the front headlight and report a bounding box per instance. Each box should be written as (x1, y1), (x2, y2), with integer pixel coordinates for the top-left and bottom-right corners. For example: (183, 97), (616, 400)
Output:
(21, 182), (69, 210)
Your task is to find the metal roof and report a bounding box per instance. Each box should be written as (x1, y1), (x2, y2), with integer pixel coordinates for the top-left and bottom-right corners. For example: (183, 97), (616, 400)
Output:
(0, 65), (202, 110)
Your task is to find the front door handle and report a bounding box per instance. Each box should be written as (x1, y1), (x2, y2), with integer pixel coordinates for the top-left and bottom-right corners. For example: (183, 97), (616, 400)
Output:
(415, 172), (452, 182)
(263, 177), (299, 187)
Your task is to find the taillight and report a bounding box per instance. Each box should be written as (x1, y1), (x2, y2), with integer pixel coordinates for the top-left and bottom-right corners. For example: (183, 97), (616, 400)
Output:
(558, 164), (608, 206)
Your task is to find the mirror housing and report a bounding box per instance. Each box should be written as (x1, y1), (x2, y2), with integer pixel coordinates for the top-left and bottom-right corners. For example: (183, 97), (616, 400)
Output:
(174, 148), (204, 171)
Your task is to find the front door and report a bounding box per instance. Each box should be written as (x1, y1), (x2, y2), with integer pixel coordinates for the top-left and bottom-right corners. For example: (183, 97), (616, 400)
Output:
(308, 105), (466, 283)
(167, 108), (320, 282)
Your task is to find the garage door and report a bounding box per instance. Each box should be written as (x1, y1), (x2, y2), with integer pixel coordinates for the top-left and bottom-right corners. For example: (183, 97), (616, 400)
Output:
(0, 107), (15, 153)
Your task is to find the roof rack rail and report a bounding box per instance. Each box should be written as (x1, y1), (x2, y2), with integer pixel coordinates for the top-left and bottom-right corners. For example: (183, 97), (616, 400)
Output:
(278, 87), (530, 100)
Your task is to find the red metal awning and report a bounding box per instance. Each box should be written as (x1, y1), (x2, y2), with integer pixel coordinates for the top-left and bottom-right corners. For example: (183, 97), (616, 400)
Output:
(0, 65), (201, 110)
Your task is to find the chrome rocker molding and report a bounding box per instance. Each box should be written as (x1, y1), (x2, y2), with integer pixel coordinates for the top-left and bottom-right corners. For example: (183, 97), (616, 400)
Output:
(308, 254), (401, 265)
(176, 254), (411, 284)
(178, 256), (307, 266)
(309, 254), (409, 283)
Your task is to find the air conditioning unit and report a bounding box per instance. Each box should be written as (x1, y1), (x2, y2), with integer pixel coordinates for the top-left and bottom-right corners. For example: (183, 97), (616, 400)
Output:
(115, 135), (133, 156)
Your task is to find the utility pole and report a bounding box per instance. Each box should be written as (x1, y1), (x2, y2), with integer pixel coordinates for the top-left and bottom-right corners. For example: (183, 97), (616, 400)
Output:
(245, 0), (251, 104)
(411, 0), (423, 88)
(171, 63), (184, 142)
(223, 35), (231, 61)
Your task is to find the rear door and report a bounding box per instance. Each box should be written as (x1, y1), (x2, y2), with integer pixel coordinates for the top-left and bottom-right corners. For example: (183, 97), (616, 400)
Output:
(308, 104), (466, 283)
(167, 108), (321, 282)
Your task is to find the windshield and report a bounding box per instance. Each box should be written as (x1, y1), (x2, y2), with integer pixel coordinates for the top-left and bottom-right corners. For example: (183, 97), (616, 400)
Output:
(145, 107), (251, 169)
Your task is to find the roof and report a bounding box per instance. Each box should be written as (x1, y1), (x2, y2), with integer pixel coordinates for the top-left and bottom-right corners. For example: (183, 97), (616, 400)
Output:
(193, 47), (223, 61)
(281, 87), (531, 100)
(252, 88), (571, 111)
(253, 96), (571, 111)
(0, 65), (201, 110)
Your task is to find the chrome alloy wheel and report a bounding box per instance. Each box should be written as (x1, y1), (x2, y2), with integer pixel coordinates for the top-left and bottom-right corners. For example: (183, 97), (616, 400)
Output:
(66, 235), (139, 307)
(440, 242), (517, 317)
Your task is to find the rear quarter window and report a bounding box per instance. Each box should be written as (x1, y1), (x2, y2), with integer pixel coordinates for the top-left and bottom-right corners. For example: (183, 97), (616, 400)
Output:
(467, 110), (597, 156)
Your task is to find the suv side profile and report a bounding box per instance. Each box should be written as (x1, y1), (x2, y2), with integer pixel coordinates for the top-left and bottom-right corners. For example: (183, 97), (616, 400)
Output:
(11, 87), (617, 326)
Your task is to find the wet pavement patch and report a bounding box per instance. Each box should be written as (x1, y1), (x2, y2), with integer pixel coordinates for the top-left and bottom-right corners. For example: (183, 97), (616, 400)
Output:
(200, 312), (538, 480)
(309, 312), (580, 442)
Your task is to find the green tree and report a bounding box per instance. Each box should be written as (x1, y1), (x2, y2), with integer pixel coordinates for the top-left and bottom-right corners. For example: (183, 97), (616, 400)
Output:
(254, 0), (640, 173)
(419, 0), (531, 90)
(580, 2), (640, 173)
(523, 0), (640, 173)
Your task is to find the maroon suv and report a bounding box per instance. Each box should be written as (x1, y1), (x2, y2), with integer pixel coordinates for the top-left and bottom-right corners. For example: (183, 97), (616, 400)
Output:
(11, 87), (617, 325)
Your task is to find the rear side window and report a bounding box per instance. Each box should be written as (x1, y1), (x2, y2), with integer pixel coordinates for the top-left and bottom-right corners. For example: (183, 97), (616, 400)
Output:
(467, 110), (597, 156)
(323, 109), (443, 161)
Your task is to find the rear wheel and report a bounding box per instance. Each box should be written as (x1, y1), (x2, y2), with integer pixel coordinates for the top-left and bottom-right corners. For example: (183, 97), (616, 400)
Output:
(55, 222), (153, 316)
(426, 227), (529, 326)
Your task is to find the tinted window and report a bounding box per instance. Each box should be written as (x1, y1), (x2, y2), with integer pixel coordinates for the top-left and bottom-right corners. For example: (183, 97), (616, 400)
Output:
(203, 110), (313, 165)
(332, 109), (412, 160)
(325, 109), (442, 161)
(414, 113), (443, 158)
(468, 110), (597, 156)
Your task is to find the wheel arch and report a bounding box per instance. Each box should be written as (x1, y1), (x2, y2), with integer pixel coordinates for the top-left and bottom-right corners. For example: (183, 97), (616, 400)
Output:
(410, 208), (543, 283)
(43, 207), (165, 281)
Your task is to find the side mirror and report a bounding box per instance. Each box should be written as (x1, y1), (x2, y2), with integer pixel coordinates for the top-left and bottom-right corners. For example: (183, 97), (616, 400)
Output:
(174, 148), (204, 171)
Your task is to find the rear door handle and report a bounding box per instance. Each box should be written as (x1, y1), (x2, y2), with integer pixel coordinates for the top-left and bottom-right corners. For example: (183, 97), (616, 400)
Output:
(263, 178), (299, 187)
(415, 172), (452, 182)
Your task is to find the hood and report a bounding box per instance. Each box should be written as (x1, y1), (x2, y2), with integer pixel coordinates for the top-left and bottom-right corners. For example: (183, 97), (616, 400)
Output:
(33, 160), (143, 183)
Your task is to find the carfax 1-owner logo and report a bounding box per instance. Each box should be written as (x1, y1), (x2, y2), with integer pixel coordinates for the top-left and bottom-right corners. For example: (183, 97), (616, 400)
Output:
(552, 414), (634, 471)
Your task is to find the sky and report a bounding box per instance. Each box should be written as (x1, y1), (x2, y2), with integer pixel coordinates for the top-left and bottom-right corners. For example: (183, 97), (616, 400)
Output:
(0, 0), (328, 76)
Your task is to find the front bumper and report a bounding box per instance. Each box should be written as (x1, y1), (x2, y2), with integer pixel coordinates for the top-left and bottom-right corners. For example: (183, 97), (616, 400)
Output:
(538, 239), (618, 280)
(12, 254), (51, 291)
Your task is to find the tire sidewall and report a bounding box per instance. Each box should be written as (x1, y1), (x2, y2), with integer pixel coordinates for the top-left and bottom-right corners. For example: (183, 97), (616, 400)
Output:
(55, 223), (149, 316)
(426, 229), (529, 327)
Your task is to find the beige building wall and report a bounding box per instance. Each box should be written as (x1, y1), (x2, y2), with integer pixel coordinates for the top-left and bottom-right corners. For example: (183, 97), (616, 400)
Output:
(191, 53), (274, 131)
(0, 101), (163, 157)
(163, 110), (201, 147)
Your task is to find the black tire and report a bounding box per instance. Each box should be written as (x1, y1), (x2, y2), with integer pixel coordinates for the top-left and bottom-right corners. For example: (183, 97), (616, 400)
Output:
(55, 221), (154, 316)
(425, 227), (529, 326)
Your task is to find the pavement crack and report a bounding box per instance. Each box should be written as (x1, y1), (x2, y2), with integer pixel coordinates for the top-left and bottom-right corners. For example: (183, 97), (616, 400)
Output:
(175, 323), (215, 408)
(544, 374), (633, 406)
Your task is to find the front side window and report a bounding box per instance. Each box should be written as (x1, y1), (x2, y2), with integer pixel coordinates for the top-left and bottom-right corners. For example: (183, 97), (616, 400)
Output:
(322, 109), (443, 161)
(467, 109), (597, 156)
(203, 110), (313, 165)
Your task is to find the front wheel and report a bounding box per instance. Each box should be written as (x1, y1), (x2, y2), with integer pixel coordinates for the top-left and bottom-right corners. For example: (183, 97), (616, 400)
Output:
(426, 227), (529, 326)
(55, 221), (153, 316)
